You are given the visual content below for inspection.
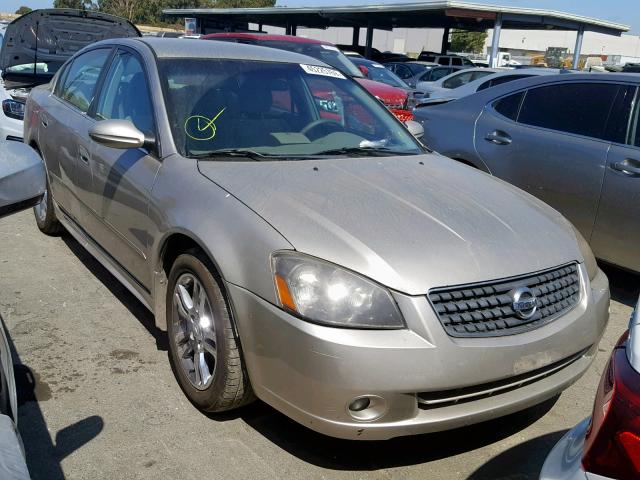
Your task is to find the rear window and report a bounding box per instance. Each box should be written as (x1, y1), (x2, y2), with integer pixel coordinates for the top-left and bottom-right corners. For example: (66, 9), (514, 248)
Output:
(518, 82), (620, 139)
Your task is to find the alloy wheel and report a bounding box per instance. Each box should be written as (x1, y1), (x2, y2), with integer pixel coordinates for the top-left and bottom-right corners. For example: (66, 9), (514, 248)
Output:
(172, 273), (217, 390)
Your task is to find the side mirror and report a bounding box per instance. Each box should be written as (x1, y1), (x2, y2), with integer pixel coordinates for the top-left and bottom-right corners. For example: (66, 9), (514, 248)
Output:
(89, 119), (148, 149)
(0, 141), (46, 219)
(358, 65), (369, 76)
(405, 120), (424, 139)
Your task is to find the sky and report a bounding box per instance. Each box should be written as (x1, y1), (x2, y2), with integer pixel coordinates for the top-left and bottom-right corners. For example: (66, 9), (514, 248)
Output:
(4, 0), (639, 34)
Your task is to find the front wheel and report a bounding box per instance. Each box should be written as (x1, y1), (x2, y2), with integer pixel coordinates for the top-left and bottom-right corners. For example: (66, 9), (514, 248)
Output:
(33, 177), (64, 236)
(166, 252), (254, 412)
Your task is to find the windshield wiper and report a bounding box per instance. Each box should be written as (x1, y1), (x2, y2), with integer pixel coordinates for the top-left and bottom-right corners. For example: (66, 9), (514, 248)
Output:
(313, 146), (416, 157)
(190, 149), (273, 161)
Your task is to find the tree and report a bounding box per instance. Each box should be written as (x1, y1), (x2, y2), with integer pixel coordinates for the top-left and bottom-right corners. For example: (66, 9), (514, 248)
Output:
(15, 6), (32, 15)
(53, 0), (95, 8)
(450, 29), (488, 54)
(214, 0), (276, 7)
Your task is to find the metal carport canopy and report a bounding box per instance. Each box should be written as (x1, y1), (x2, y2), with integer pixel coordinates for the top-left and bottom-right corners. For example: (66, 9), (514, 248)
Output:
(163, 1), (628, 35)
(163, 1), (628, 68)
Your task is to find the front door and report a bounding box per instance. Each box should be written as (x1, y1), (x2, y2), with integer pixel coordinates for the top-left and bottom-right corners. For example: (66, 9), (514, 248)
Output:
(86, 49), (160, 288)
(474, 82), (619, 240)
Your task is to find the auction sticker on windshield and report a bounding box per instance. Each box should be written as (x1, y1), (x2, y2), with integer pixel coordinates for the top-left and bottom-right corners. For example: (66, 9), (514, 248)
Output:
(300, 64), (346, 79)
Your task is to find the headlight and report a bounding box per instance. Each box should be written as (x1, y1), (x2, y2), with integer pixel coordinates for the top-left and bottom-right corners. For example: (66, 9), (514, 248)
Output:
(572, 225), (598, 281)
(2, 99), (25, 120)
(272, 252), (404, 329)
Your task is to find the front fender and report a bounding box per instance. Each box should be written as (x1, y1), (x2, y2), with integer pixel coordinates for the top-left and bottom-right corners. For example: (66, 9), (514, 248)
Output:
(148, 155), (293, 329)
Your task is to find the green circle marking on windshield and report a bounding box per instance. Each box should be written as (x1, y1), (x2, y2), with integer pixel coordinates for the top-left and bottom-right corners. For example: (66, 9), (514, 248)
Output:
(185, 108), (226, 141)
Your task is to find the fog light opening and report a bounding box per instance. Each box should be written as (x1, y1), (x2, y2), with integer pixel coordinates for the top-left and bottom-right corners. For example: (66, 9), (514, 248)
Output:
(349, 397), (371, 412)
(346, 395), (387, 422)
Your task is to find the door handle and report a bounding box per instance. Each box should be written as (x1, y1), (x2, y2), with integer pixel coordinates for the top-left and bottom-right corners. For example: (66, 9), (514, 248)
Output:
(611, 159), (640, 176)
(78, 146), (90, 165)
(485, 130), (512, 145)
(40, 115), (48, 128)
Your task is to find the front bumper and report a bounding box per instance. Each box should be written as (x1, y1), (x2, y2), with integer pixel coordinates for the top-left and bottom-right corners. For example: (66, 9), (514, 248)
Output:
(229, 265), (609, 440)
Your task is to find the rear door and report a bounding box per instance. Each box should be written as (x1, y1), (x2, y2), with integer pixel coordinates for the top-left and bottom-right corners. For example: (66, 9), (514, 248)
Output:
(40, 47), (113, 221)
(87, 48), (160, 288)
(474, 81), (619, 239)
(590, 85), (640, 271)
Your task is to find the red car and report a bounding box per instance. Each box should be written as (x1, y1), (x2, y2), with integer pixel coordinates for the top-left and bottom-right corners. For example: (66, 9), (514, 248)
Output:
(202, 33), (413, 122)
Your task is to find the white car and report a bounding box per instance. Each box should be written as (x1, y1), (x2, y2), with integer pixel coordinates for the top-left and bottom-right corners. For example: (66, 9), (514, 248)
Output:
(415, 67), (500, 99)
(0, 25), (24, 142)
(0, 74), (27, 142)
(415, 68), (566, 107)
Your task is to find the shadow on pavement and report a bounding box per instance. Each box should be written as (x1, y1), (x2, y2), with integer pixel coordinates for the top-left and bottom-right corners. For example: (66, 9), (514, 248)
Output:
(601, 263), (640, 307)
(61, 234), (167, 351)
(467, 430), (568, 480)
(2, 315), (104, 480)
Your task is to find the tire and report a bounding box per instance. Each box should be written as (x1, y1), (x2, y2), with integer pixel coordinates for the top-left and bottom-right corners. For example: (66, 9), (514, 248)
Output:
(33, 171), (64, 236)
(166, 251), (254, 412)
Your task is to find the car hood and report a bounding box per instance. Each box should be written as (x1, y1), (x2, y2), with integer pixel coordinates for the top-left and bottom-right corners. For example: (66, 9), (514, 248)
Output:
(198, 154), (582, 295)
(355, 77), (407, 105)
(0, 9), (140, 88)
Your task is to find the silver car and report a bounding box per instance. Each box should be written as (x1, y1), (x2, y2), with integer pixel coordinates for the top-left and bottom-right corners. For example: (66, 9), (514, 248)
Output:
(414, 73), (640, 273)
(24, 38), (609, 440)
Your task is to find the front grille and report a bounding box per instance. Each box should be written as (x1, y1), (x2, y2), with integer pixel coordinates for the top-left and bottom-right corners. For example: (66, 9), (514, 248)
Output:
(429, 263), (581, 338)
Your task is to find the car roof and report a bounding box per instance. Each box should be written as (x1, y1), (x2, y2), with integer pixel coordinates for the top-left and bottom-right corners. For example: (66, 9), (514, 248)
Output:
(90, 37), (331, 66)
(202, 32), (332, 46)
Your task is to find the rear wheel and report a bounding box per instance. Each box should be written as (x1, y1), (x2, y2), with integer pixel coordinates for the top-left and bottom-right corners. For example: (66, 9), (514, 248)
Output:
(166, 252), (254, 412)
(33, 172), (64, 236)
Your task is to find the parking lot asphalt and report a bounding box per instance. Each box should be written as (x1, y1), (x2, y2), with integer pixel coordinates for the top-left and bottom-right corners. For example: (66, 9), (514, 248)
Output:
(0, 210), (637, 480)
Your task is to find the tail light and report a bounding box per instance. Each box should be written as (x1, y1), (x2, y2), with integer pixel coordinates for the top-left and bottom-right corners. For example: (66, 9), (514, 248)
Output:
(582, 330), (640, 478)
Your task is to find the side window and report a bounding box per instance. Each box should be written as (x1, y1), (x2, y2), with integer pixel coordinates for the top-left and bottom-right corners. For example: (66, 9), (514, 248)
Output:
(418, 71), (432, 82)
(60, 48), (111, 112)
(442, 71), (473, 89)
(451, 57), (462, 66)
(626, 90), (640, 147)
(490, 74), (533, 87)
(395, 65), (411, 79)
(53, 62), (70, 97)
(438, 57), (450, 66)
(493, 92), (524, 121)
(477, 79), (493, 91)
(605, 85), (636, 144)
(95, 51), (155, 135)
(430, 68), (450, 81)
(518, 82), (620, 140)
(462, 58), (475, 66)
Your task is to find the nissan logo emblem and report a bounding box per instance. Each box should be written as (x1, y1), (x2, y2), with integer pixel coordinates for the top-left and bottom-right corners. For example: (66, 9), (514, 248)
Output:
(511, 287), (538, 320)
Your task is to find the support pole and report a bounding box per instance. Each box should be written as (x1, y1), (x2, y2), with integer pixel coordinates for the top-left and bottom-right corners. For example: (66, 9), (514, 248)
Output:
(291, 24), (297, 36)
(572, 24), (584, 70)
(441, 26), (450, 54)
(352, 26), (360, 47)
(489, 13), (502, 67)
(365, 21), (374, 59)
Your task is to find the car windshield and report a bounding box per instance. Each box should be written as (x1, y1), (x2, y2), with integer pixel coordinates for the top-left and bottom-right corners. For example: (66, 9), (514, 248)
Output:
(360, 62), (408, 88)
(257, 40), (363, 78)
(159, 59), (424, 159)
